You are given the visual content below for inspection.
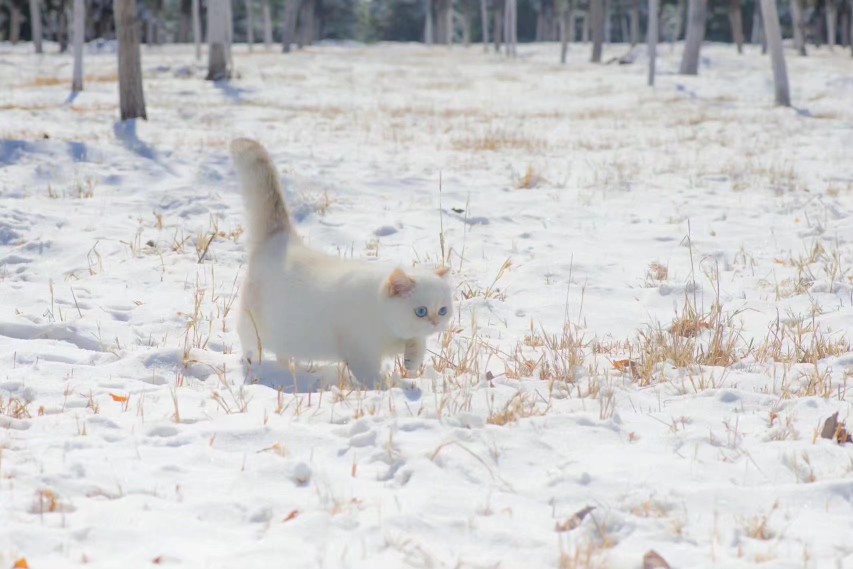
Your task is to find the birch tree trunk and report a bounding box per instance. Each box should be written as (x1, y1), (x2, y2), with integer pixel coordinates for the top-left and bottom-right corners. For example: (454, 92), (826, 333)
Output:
(58, 0), (69, 52)
(192, 0), (202, 58)
(827, 0), (837, 49)
(480, 0), (489, 48)
(728, 0), (743, 53)
(559, 0), (570, 62)
(245, 0), (253, 49)
(760, 0), (789, 106)
(493, 0), (502, 51)
(72, 0), (84, 91)
(262, 0), (272, 47)
(114, 0), (147, 120)
(648, 0), (658, 85)
(281, 0), (299, 51)
(206, 0), (231, 80)
(425, 0), (434, 44)
(604, 0), (611, 43)
(11, 3), (21, 44)
(679, 0), (705, 74)
(630, 0), (640, 44)
(790, 0), (806, 54)
(178, 0), (190, 41)
(590, 0), (604, 62)
(29, 0), (43, 52)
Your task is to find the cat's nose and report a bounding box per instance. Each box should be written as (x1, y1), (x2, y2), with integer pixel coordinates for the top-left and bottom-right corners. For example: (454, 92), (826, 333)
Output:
(429, 315), (439, 325)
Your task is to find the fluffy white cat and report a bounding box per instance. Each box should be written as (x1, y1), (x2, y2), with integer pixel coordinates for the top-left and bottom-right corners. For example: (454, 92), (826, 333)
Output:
(230, 138), (453, 385)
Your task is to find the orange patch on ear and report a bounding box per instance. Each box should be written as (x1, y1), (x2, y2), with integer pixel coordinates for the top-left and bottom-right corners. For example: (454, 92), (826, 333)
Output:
(387, 268), (416, 297)
(435, 266), (450, 278)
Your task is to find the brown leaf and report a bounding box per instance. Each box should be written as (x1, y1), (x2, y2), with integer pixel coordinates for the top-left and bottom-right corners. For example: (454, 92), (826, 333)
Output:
(109, 393), (128, 403)
(555, 505), (595, 532)
(821, 413), (853, 444)
(13, 559), (29, 569)
(672, 319), (711, 338)
(283, 509), (299, 522)
(643, 550), (671, 569)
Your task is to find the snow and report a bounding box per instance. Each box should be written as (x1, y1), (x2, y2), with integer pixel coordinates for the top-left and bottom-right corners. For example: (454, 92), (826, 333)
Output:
(1, 41), (853, 568)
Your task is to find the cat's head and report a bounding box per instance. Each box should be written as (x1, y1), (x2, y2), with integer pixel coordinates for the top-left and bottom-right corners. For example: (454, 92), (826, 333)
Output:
(381, 266), (453, 338)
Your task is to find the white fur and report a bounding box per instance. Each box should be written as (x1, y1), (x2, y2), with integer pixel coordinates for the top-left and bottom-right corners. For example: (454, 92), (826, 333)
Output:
(230, 138), (453, 385)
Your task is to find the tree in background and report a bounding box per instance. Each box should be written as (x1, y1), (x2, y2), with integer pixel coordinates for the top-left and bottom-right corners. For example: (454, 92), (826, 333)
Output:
(72, 0), (84, 91)
(760, 0), (789, 105)
(648, 0), (658, 85)
(728, 0), (743, 53)
(207, 0), (231, 78)
(589, 0), (603, 61)
(114, 0), (147, 119)
(29, 0), (43, 51)
(679, 0), (705, 74)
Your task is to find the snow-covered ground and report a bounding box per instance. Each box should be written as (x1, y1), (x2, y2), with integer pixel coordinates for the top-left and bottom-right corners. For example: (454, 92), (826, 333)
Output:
(1, 40), (852, 568)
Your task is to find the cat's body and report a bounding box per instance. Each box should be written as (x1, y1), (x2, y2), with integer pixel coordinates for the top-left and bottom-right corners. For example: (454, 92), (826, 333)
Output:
(231, 138), (452, 385)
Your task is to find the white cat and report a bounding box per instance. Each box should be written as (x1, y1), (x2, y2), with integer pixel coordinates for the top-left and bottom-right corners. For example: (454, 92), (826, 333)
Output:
(230, 138), (453, 386)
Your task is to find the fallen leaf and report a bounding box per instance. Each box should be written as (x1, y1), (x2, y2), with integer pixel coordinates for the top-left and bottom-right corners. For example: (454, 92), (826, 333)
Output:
(109, 393), (128, 403)
(13, 559), (29, 569)
(283, 509), (299, 522)
(612, 359), (632, 372)
(672, 319), (711, 338)
(821, 413), (852, 444)
(555, 505), (595, 532)
(643, 550), (671, 569)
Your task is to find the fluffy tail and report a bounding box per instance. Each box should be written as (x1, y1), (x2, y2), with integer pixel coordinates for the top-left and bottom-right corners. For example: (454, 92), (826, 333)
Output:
(230, 138), (295, 249)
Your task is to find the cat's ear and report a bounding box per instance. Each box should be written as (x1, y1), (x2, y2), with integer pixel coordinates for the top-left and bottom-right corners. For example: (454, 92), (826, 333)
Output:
(435, 266), (450, 278)
(387, 268), (416, 297)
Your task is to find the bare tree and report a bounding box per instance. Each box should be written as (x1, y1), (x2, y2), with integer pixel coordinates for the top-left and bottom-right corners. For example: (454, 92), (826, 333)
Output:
(760, 0), (790, 105)
(480, 0), (489, 49)
(245, 0), (254, 49)
(281, 0), (299, 52)
(790, 0), (806, 55)
(72, 0), (84, 91)
(590, 0), (604, 62)
(114, 0), (147, 120)
(29, 0), (43, 52)
(10, 1), (22, 44)
(630, 0), (640, 45)
(504, 0), (517, 55)
(559, 0), (572, 62)
(207, 0), (231, 79)
(679, 0), (705, 74)
(493, 0), (503, 51)
(648, 0), (658, 85)
(262, 0), (272, 47)
(192, 0), (201, 59)
(827, 0), (837, 49)
(728, 0), (743, 53)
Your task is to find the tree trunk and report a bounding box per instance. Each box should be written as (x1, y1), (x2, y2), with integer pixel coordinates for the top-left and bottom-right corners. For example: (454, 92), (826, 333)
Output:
(827, 0), (837, 49)
(192, 0), (202, 58)
(679, 0), (705, 74)
(462, 0), (472, 44)
(281, 0), (299, 51)
(760, 0), (789, 105)
(604, 0), (611, 42)
(72, 0), (84, 91)
(297, 0), (314, 47)
(504, 0), (516, 55)
(114, 0), (147, 120)
(840, 4), (850, 48)
(480, 0), (489, 48)
(207, 0), (231, 79)
(245, 0), (254, 48)
(29, 0), (43, 52)
(728, 0), (743, 53)
(493, 0), (502, 51)
(630, 0), (640, 44)
(57, 0), (69, 52)
(262, 0), (272, 46)
(648, 0), (658, 85)
(790, 0), (806, 54)
(560, 1), (570, 62)
(590, 0), (604, 62)
(10, 4), (21, 43)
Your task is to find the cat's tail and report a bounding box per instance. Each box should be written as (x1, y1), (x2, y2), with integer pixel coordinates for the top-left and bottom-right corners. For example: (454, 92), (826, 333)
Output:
(230, 138), (295, 249)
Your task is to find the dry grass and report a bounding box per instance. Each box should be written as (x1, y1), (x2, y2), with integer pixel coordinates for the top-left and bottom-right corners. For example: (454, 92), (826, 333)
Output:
(0, 395), (31, 419)
(514, 164), (546, 189)
(23, 74), (118, 88)
(452, 129), (547, 153)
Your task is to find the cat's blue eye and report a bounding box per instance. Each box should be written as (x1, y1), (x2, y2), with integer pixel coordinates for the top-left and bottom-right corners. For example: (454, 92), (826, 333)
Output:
(438, 307), (448, 316)
(415, 306), (428, 318)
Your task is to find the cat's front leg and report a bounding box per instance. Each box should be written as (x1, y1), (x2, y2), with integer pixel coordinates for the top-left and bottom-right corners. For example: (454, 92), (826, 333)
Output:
(403, 337), (426, 377)
(346, 356), (383, 390)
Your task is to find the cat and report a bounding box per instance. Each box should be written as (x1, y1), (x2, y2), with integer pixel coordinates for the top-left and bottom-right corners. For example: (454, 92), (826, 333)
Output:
(230, 138), (453, 386)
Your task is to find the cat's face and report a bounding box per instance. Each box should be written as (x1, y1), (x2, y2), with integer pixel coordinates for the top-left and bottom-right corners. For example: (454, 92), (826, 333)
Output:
(383, 267), (453, 339)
